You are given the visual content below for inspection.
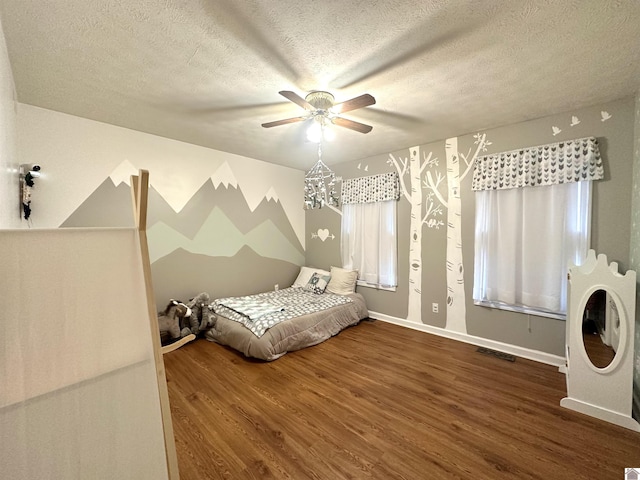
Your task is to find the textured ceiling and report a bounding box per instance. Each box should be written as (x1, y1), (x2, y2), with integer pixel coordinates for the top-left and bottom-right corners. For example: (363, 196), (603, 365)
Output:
(1, 0), (640, 170)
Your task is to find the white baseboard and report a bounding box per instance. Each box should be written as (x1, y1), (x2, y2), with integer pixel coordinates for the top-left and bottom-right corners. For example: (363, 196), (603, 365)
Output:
(368, 311), (566, 368)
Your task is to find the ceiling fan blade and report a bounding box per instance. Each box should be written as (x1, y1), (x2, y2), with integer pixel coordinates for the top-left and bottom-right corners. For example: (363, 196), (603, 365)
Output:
(261, 116), (308, 128)
(332, 117), (373, 134)
(279, 91), (315, 111)
(332, 94), (376, 113)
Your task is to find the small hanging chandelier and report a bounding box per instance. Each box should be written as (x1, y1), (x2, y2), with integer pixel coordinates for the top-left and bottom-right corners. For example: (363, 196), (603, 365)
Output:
(304, 141), (339, 210)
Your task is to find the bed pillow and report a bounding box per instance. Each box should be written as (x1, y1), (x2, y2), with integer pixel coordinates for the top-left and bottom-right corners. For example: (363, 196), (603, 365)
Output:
(292, 266), (331, 288)
(304, 273), (331, 294)
(326, 266), (358, 295)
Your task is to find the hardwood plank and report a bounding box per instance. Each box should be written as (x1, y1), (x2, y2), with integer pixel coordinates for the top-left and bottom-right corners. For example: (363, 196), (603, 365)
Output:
(164, 320), (640, 480)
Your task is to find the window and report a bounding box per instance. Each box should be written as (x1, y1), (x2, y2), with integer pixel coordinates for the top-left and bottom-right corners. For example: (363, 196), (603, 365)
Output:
(471, 136), (603, 320)
(340, 172), (400, 289)
(341, 199), (397, 289)
(473, 181), (591, 318)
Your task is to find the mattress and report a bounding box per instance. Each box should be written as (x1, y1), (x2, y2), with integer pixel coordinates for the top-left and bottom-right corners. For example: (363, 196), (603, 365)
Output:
(205, 292), (368, 361)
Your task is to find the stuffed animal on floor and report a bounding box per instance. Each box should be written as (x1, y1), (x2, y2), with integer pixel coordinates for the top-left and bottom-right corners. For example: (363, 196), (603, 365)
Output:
(158, 299), (193, 346)
(185, 292), (217, 335)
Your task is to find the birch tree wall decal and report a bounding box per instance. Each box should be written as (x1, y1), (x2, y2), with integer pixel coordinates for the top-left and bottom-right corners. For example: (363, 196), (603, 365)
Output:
(390, 133), (490, 330)
(387, 146), (441, 323)
(424, 133), (490, 332)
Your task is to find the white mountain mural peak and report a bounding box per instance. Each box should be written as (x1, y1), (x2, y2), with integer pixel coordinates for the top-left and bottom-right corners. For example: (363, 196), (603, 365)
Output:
(109, 159), (138, 187)
(211, 161), (238, 189)
(265, 186), (279, 203)
(105, 158), (304, 247)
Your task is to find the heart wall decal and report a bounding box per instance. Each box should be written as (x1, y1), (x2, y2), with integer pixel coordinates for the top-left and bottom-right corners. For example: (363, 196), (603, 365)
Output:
(311, 228), (335, 242)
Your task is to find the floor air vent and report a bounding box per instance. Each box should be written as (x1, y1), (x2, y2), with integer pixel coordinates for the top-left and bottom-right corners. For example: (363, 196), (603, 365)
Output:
(476, 347), (516, 362)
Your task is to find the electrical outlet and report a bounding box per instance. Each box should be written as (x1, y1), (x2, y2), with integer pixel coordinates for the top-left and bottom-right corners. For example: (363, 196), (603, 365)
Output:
(275, 284), (279, 291)
(432, 303), (439, 313)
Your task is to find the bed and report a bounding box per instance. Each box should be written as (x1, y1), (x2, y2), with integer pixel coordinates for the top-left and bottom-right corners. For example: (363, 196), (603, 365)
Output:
(204, 266), (368, 360)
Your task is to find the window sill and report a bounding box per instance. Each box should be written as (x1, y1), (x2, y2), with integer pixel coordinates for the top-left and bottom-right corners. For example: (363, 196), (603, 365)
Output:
(473, 300), (566, 321)
(356, 280), (397, 292)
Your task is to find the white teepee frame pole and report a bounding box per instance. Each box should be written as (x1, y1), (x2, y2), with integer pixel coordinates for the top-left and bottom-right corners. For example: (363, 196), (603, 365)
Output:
(131, 170), (181, 479)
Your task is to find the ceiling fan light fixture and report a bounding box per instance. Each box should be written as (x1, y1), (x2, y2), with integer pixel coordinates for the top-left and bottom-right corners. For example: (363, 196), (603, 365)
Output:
(306, 122), (323, 143)
(262, 90), (374, 135)
(305, 91), (335, 111)
(323, 125), (336, 142)
(306, 117), (335, 143)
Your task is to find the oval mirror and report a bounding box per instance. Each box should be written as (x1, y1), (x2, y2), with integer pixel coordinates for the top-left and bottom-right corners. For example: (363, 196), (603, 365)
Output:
(581, 289), (620, 369)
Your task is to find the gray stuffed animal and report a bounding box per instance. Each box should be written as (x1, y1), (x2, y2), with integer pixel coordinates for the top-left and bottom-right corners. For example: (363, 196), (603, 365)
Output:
(158, 299), (192, 345)
(185, 292), (216, 335)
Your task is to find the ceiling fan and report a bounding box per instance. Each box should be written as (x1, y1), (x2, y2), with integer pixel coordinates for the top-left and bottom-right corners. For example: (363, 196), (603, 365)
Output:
(261, 90), (376, 134)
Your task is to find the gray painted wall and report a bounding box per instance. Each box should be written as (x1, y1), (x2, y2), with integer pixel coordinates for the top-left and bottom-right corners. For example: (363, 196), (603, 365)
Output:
(306, 97), (635, 357)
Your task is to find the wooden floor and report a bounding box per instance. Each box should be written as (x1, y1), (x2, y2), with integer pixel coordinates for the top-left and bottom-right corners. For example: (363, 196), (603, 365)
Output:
(164, 320), (640, 480)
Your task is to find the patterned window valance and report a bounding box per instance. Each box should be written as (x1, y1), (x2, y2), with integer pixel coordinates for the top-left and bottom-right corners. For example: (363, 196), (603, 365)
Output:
(472, 136), (604, 191)
(342, 172), (400, 204)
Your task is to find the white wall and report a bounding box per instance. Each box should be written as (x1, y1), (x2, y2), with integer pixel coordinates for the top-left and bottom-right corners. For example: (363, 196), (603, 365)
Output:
(0, 15), (20, 228)
(16, 104), (305, 246)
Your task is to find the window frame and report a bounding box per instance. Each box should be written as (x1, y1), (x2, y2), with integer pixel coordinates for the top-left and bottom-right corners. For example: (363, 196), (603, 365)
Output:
(473, 181), (593, 320)
(341, 198), (398, 290)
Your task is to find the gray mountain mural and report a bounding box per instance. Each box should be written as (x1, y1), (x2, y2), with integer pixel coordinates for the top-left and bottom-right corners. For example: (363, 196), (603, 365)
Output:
(147, 207), (304, 265)
(62, 178), (304, 257)
(148, 179), (303, 252)
(60, 179), (135, 227)
(61, 176), (305, 309)
(151, 246), (300, 310)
